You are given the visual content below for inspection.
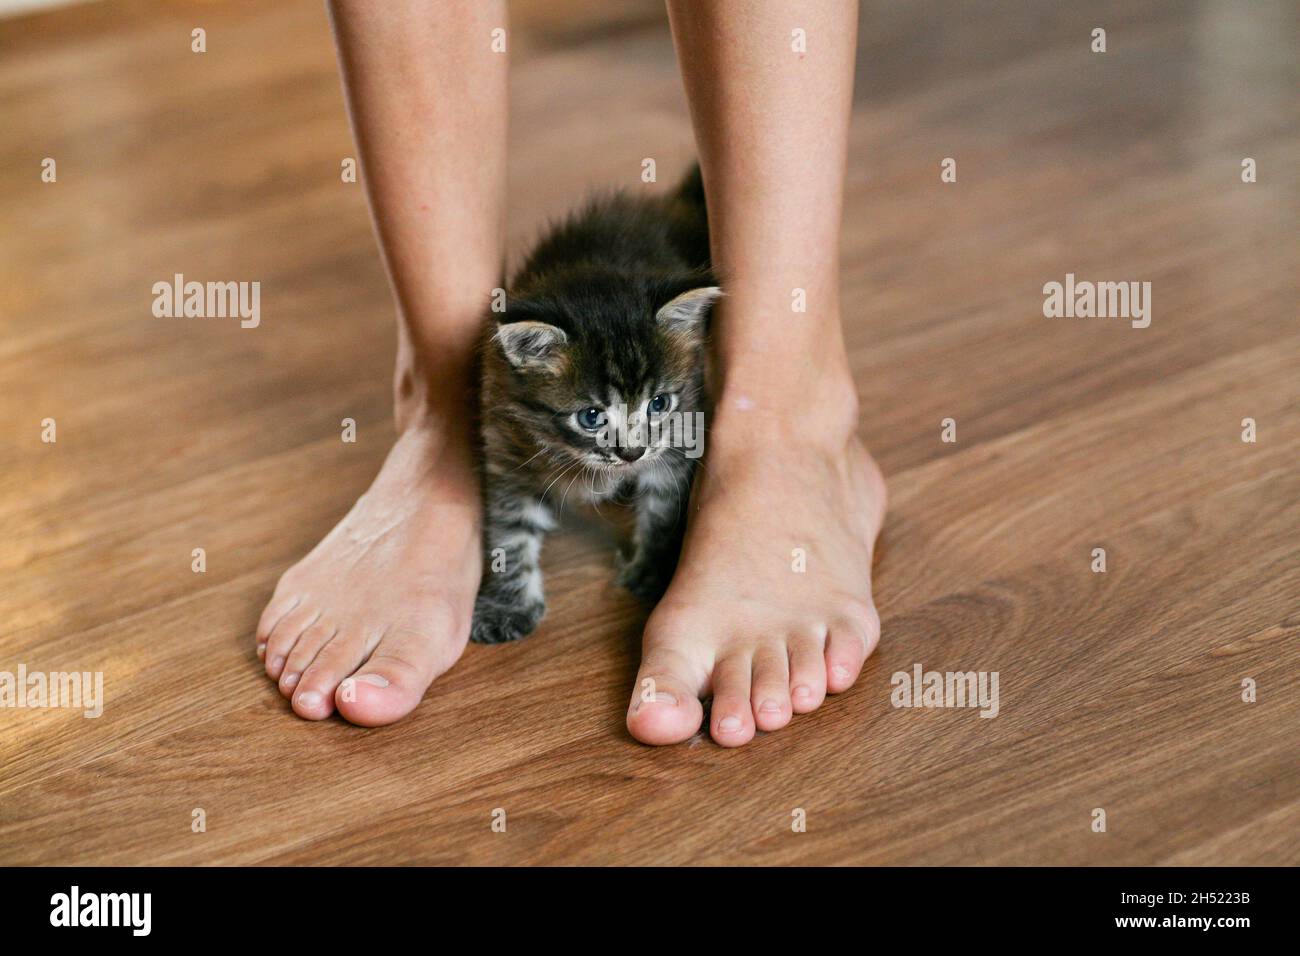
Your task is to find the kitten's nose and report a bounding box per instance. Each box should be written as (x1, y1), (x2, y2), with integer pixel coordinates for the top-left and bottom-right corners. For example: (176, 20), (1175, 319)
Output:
(614, 446), (646, 463)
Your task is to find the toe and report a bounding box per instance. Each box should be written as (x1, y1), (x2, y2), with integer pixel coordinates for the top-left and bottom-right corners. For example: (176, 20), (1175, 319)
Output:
(278, 622), (336, 698)
(750, 644), (792, 732)
(789, 633), (828, 714)
(825, 603), (879, 694)
(256, 593), (301, 655)
(626, 644), (707, 746)
(709, 652), (755, 747)
(334, 650), (430, 728)
(293, 629), (375, 720)
(334, 609), (462, 728)
(264, 606), (320, 680)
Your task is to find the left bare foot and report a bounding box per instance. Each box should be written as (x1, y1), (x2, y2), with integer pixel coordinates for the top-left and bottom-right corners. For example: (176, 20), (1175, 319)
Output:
(256, 411), (480, 727)
(626, 378), (885, 747)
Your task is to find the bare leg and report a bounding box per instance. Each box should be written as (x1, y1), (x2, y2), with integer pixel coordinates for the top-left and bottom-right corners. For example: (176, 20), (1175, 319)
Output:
(255, 0), (506, 726)
(628, 0), (886, 746)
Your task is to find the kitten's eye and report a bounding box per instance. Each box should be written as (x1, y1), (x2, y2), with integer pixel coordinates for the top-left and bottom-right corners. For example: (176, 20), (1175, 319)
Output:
(576, 406), (606, 430)
(648, 393), (673, 416)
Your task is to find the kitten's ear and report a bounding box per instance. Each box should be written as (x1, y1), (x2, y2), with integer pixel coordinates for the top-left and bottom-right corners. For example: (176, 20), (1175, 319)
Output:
(495, 320), (568, 371)
(655, 285), (723, 333)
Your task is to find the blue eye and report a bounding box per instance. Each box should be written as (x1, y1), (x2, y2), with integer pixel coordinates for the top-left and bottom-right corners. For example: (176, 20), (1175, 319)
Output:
(648, 393), (672, 415)
(576, 407), (606, 430)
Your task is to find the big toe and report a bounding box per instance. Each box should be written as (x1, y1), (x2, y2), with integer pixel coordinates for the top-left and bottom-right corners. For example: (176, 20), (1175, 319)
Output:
(334, 668), (419, 727)
(626, 645), (706, 746)
(334, 618), (463, 728)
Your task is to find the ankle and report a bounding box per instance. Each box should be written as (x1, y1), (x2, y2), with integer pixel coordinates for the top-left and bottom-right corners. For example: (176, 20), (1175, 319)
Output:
(393, 352), (477, 437)
(376, 401), (480, 512)
(708, 393), (859, 466)
(710, 346), (859, 453)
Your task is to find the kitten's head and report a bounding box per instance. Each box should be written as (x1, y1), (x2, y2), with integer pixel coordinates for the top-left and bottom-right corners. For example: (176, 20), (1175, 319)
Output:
(491, 266), (720, 475)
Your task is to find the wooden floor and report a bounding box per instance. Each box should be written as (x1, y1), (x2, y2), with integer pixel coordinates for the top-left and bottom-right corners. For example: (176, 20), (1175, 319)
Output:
(1, 0), (1296, 866)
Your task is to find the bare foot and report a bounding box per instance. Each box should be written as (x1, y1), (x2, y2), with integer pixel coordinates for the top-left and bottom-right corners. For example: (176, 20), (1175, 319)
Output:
(256, 414), (480, 726)
(626, 377), (885, 747)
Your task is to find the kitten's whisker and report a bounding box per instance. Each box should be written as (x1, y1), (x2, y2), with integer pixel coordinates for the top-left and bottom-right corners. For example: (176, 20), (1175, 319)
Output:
(586, 468), (610, 518)
(560, 463), (590, 513)
(539, 459), (582, 505)
(651, 457), (686, 529)
(510, 445), (549, 473)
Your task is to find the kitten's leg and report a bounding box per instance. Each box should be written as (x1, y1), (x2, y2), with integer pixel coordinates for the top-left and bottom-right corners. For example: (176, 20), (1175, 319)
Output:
(471, 495), (554, 644)
(618, 470), (690, 603)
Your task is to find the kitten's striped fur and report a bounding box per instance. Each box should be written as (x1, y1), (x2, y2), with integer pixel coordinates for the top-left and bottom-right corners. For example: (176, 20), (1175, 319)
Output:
(472, 166), (718, 644)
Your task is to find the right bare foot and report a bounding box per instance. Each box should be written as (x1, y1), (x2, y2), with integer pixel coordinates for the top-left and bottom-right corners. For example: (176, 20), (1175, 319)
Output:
(256, 414), (481, 726)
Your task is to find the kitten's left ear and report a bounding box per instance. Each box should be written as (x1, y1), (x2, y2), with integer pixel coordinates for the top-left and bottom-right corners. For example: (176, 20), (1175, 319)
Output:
(655, 285), (723, 333)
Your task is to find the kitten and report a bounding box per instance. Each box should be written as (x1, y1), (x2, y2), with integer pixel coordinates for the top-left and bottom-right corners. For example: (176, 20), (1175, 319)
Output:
(471, 166), (719, 644)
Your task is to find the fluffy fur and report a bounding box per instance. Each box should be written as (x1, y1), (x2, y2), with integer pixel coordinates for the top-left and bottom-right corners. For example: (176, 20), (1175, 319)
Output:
(471, 166), (718, 644)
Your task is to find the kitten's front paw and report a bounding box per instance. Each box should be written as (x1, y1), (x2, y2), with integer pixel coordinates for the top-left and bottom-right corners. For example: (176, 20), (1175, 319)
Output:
(470, 597), (545, 644)
(617, 555), (674, 604)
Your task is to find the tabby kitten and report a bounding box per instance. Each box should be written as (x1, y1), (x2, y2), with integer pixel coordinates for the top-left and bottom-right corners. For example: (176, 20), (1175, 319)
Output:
(471, 166), (718, 644)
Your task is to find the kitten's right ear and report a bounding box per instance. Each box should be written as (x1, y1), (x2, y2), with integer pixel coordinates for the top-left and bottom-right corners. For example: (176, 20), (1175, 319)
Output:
(655, 285), (723, 333)
(495, 321), (568, 371)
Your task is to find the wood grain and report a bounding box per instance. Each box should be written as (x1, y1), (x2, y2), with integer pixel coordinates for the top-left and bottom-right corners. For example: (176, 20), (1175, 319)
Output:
(0, 0), (1295, 865)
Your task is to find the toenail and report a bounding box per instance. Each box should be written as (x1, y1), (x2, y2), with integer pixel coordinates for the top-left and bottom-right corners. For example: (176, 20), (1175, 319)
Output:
(296, 691), (323, 709)
(832, 665), (851, 680)
(269, 656), (284, 672)
(256, 643), (266, 658)
(760, 699), (781, 713)
(354, 673), (389, 687)
(718, 715), (742, 732)
(282, 673), (299, 688)
(652, 692), (676, 706)
(793, 685), (812, 699)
